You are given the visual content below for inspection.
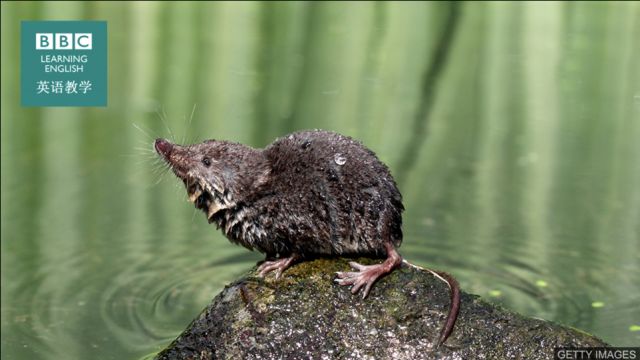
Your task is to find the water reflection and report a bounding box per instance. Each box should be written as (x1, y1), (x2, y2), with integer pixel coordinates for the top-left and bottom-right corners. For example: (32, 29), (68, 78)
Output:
(2, 1), (640, 360)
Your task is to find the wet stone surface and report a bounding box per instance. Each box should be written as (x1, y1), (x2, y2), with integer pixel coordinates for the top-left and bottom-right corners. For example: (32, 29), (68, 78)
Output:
(155, 258), (608, 360)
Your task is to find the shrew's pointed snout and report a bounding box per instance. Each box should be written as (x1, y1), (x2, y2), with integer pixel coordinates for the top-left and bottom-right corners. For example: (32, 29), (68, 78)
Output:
(155, 138), (173, 158)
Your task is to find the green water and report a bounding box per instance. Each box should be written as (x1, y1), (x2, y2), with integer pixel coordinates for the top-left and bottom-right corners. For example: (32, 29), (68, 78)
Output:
(1, 2), (639, 359)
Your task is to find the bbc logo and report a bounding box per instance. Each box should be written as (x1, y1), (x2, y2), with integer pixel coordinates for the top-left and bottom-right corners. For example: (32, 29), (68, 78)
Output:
(35, 33), (92, 50)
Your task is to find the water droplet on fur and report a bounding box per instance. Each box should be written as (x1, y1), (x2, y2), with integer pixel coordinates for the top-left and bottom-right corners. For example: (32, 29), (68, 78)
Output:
(334, 153), (346, 165)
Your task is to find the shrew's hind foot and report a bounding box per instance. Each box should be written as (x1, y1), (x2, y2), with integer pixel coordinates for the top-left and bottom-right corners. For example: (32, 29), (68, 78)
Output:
(257, 254), (299, 279)
(335, 243), (402, 298)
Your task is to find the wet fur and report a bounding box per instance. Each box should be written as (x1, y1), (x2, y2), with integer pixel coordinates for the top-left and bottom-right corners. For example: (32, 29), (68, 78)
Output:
(162, 130), (403, 259)
(156, 129), (459, 346)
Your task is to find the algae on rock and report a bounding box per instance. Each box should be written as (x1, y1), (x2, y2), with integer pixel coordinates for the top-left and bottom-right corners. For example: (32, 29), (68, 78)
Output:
(156, 258), (607, 359)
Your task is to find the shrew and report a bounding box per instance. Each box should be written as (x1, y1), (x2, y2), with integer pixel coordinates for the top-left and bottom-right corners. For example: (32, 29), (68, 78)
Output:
(154, 129), (460, 346)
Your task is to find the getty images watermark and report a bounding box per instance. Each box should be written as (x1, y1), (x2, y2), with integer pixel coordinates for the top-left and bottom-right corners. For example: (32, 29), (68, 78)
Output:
(555, 348), (639, 360)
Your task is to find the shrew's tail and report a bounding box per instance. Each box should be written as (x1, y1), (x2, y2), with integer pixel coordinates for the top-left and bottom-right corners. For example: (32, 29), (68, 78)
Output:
(432, 270), (460, 346)
(402, 260), (461, 347)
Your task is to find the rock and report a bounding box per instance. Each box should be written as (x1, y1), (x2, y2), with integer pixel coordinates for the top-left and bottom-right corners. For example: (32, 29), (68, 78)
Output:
(155, 258), (607, 359)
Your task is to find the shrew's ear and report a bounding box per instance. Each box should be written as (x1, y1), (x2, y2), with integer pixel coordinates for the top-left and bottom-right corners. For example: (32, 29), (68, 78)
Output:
(253, 168), (271, 188)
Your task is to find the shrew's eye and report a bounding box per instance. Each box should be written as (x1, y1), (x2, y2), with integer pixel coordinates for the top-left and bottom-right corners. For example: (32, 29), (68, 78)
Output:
(202, 157), (212, 167)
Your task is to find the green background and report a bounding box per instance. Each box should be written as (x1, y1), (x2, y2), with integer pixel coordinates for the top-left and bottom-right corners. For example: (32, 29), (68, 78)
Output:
(2, 1), (639, 359)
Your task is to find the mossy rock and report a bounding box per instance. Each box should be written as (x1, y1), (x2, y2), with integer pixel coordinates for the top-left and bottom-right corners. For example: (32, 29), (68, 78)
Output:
(155, 258), (607, 359)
